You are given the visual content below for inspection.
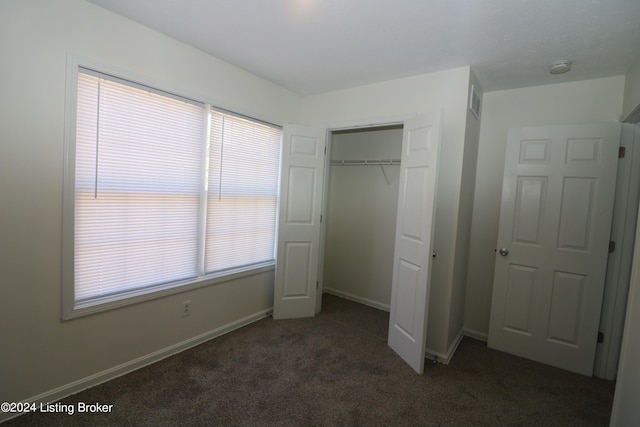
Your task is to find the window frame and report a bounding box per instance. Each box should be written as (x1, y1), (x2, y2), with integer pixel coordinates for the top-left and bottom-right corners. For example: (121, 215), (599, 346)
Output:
(62, 56), (282, 320)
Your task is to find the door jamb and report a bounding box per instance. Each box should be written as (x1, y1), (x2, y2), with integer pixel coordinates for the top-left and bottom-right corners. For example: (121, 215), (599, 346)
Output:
(315, 115), (414, 314)
(595, 123), (640, 379)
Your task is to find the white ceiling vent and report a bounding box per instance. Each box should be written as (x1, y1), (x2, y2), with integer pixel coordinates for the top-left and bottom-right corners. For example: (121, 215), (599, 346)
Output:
(469, 85), (481, 119)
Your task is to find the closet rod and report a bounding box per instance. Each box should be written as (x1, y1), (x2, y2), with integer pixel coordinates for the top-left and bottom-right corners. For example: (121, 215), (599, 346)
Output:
(330, 159), (401, 166)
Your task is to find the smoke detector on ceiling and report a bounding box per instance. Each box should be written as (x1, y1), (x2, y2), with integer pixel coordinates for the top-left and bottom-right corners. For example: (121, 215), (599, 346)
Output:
(549, 60), (572, 75)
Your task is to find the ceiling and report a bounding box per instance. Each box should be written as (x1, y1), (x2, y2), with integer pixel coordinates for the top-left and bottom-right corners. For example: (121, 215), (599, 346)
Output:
(86, 0), (640, 96)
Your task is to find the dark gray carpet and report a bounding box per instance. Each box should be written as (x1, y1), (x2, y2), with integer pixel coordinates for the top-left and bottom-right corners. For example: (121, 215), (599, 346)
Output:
(4, 294), (614, 426)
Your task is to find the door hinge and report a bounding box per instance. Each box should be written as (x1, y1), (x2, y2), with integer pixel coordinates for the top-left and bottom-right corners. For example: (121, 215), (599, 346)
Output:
(619, 146), (626, 158)
(324, 146), (327, 155)
(597, 331), (604, 343)
(609, 241), (616, 253)
(316, 281), (319, 289)
(320, 214), (323, 223)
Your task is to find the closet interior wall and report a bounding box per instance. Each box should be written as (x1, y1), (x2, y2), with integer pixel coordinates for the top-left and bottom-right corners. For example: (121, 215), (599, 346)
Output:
(322, 125), (403, 310)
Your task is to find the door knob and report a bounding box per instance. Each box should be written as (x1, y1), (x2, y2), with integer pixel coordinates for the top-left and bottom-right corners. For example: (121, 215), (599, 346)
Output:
(499, 248), (509, 256)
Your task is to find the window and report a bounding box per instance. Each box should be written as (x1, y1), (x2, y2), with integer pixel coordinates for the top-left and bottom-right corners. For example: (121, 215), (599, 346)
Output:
(64, 67), (282, 318)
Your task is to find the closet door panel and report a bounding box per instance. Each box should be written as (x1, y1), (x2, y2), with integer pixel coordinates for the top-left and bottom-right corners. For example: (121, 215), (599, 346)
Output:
(274, 125), (326, 319)
(388, 111), (442, 374)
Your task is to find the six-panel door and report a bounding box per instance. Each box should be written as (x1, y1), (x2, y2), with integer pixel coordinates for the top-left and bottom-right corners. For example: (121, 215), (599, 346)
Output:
(488, 124), (620, 376)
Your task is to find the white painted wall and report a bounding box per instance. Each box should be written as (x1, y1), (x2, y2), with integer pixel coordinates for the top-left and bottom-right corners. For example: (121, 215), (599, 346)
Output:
(0, 0), (301, 412)
(330, 128), (403, 161)
(323, 128), (403, 309)
(448, 70), (482, 346)
(464, 76), (626, 338)
(7, 0), (629, 413)
(301, 67), (474, 356)
(623, 55), (640, 121)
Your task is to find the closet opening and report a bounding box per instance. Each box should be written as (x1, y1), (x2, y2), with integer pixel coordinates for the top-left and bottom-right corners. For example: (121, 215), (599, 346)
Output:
(320, 124), (404, 314)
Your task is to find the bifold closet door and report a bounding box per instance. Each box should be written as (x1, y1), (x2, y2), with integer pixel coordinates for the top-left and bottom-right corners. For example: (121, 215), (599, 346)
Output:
(273, 125), (327, 319)
(387, 111), (442, 374)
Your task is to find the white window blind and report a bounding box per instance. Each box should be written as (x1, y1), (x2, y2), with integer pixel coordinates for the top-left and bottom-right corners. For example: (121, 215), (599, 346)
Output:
(70, 68), (282, 312)
(74, 71), (204, 304)
(206, 111), (281, 273)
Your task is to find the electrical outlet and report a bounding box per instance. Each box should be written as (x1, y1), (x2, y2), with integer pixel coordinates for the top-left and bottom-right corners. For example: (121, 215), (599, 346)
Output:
(182, 300), (191, 317)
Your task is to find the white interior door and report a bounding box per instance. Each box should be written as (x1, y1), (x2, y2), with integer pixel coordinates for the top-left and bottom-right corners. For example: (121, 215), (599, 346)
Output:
(387, 111), (442, 374)
(488, 124), (621, 376)
(273, 124), (326, 319)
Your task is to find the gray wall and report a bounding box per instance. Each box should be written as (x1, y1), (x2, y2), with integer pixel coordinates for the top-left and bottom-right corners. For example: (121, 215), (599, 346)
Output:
(0, 0), (301, 412)
(463, 76), (626, 338)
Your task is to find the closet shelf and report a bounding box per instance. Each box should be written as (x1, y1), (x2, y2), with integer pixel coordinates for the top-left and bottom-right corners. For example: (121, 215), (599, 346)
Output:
(330, 159), (401, 166)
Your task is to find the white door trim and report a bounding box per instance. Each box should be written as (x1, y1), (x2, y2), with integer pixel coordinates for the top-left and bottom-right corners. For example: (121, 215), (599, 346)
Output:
(316, 113), (420, 313)
(595, 123), (640, 379)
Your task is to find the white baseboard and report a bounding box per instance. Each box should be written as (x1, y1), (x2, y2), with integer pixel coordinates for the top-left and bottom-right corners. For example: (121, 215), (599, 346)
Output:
(323, 290), (488, 367)
(324, 288), (390, 312)
(425, 328), (465, 365)
(0, 308), (271, 424)
(425, 330), (490, 365)
(463, 328), (489, 342)
(1, 301), (492, 423)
